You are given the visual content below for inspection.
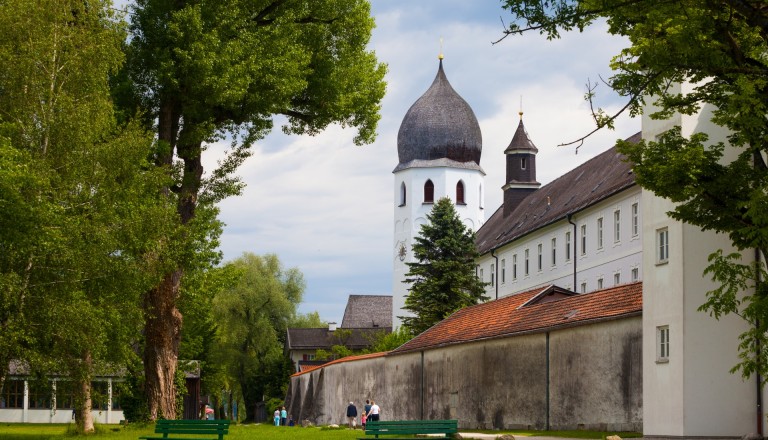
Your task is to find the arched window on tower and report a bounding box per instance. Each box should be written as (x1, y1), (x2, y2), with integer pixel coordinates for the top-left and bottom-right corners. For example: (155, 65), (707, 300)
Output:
(424, 180), (434, 204)
(399, 182), (406, 207)
(456, 181), (465, 205)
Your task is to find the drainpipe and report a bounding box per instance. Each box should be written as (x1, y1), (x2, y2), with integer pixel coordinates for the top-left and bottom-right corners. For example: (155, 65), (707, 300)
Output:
(546, 331), (550, 431)
(491, 248), (499, 300)
(756, 248), (763, 436)
(567, 214), (577, 290)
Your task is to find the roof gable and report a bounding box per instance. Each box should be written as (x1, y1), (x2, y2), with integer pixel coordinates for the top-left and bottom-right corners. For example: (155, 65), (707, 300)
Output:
(341, 295), (393, 329)
(391, 282), (642, 354)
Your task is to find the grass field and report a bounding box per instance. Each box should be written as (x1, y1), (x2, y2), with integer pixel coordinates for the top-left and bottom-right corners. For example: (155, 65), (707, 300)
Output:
(0, 422), (643, 440)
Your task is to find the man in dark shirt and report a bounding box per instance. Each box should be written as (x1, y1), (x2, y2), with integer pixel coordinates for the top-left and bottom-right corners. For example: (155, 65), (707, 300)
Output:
(346, 401), (358, 428)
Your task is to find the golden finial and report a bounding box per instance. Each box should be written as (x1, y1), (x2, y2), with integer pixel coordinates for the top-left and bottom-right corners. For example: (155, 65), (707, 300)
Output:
(438, 37), (444, 60)
(519, 96), (523, 120)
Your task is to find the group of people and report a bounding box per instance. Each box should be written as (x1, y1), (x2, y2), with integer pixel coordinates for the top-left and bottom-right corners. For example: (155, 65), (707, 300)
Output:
(346, 399), (380, 429)
(273, 406), (292, 426)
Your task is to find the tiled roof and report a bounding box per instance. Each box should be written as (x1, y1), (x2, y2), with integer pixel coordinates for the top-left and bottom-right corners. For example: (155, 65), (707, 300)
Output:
(292, 351), (389, 377)
(476, 133), (641, 255)
(286, 327), (390, 351)
(341, 295), (393, 329)
(391, 282), (642, 354)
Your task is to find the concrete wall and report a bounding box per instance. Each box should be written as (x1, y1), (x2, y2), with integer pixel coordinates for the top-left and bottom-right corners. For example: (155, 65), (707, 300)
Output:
(287, 316), (642, 431)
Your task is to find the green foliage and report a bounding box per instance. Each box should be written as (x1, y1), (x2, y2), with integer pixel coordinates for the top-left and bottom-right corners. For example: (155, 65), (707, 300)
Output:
(401, 198), (488, 335)
(290, 311), (327, 328)
(501, 0), (768, 380)
(363, 326), (414, 353)
(209, 253), (305, 422)
(118, 362), (151, 423)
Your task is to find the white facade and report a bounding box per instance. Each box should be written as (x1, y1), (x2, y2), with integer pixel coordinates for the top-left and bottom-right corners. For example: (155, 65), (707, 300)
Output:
(392, 165), (485, 326)
(477, 187), (642, 300)
(0, 378), (124, 424)
(641, 83), (766, 438)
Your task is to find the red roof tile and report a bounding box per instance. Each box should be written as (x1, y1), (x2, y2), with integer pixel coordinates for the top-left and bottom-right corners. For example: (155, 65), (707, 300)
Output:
(291, 351), (390, 377)
(392, 282), (642, 354)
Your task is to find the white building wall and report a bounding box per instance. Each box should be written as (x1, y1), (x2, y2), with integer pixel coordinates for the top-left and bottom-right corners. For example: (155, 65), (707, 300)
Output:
(393, 166), (485, 326)
(642, 87), (764, 438)
(477, 187), (642, 299)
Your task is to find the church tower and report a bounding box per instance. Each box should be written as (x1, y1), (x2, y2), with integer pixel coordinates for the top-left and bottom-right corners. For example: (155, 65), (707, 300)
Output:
(503, 114), (540, 217)
(392, 57), (485, 327)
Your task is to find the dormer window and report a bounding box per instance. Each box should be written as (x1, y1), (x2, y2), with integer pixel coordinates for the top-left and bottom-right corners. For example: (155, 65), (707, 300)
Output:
(399, 182), (406, 207)
(456, 181), (465, 205)
(424, 179), (434, 204)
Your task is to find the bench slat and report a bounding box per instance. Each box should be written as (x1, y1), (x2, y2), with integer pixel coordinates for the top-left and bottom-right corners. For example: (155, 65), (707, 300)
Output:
(140, 420), (230, 440)
(360, 419), (458, 439)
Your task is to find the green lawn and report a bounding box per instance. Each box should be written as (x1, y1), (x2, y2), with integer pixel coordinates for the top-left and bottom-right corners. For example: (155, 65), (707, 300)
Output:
(0, 423), (642, 440)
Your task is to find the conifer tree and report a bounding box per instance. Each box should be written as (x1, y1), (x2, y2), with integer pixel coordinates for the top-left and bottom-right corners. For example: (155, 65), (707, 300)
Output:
(401, 197), (488, 335)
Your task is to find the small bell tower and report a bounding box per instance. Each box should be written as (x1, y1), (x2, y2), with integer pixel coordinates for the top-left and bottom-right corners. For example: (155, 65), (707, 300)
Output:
(503, 112), (541, 217)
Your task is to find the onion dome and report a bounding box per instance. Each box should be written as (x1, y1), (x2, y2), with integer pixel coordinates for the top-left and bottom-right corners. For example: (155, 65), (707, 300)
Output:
(396, 59), (482, 171)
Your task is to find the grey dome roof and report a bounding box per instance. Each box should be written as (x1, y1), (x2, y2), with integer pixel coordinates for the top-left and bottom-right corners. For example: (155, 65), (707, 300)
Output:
(397, 60), (482, 167)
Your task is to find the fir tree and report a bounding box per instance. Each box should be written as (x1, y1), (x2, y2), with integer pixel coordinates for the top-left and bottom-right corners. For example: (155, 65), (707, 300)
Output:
(401, 197), (488, 334)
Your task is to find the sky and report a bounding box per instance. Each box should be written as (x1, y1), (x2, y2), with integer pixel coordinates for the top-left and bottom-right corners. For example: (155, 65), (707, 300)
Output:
(200, 0), (640, 325)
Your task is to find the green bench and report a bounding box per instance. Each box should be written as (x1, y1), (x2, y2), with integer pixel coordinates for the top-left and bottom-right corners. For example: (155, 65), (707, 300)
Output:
(139, 419), (230, 440)
(359, 419), (458, 439)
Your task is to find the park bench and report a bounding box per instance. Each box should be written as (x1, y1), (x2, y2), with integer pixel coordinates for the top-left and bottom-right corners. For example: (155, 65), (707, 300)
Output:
(139, 419), (230, 440)
(359, 419), (458, 439)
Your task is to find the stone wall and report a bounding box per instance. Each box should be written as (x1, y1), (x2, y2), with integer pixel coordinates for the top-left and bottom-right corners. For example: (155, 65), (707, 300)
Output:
(286, 316), (642, 431)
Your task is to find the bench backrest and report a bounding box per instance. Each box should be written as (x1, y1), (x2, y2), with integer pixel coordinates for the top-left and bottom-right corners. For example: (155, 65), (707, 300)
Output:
(365, 419), (458, 436)
(154, 419), (230, 439)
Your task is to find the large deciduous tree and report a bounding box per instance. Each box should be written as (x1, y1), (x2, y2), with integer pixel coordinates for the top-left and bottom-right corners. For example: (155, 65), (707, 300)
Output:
(126, 0), (386, 418)
(0, 0), (171, 433)
(500, 0), (768, 379)
(402, 198), (488, 335)
(210, 253), (305, 422)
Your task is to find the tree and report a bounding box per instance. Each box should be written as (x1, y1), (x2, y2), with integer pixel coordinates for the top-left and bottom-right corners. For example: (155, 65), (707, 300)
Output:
(0, 0), (172, 432)
(499, 0), (768, 379)
(124, 0), (386, 418)
(209, 253), (305, 422)
(401, 198), (488, 334)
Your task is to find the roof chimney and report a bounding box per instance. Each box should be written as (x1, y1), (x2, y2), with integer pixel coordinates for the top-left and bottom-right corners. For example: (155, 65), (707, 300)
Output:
(328, 322), (337, 332)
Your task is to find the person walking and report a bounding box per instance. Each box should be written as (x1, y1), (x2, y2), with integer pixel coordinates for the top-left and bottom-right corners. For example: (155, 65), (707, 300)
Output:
(363, 399), (372, 419)
(367, 400), (380, 422)
(346, 401), (358, 428)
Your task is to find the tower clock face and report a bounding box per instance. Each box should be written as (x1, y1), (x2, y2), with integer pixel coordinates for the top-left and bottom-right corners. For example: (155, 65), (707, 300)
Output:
(398, 243), (407, 261)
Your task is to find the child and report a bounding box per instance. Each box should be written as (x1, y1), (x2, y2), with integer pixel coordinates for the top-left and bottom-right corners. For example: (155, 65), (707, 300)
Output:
(361, 410), (367, 430)
(273, 408), (280, 426)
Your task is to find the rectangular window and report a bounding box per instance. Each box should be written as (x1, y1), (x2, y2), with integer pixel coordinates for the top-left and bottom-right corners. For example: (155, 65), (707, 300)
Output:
(551, 238), (557, 266)
(657, 228), (669, 264)
(28, 380), (52, 409)
(614, 210), (621, 243)
(580, 225), (587, 256)
(524, 249), (530, 276)
(55, 380), (75, 410)
(537, 244), (543, 271)
(632, 203), (639, 237)
(614, 273), (621, 285)
(490, 264), (495, 287)
(512, 255), (517, 280)
(631, 267), (639, 282)
(580, 282), (587, 293)
(657, 325), (670, 361)
(480, 268), (484, 281)
(565, 232), (571, 261)
(597, 278), (604, 289)
(501, 259), (506, 284)
(1, 380), (24, 409)
(597, 217), (604, 249)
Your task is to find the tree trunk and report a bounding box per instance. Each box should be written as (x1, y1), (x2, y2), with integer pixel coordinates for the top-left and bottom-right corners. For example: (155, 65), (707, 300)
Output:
(143, 270), (183, 420)
(76, 351), (94, 433)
